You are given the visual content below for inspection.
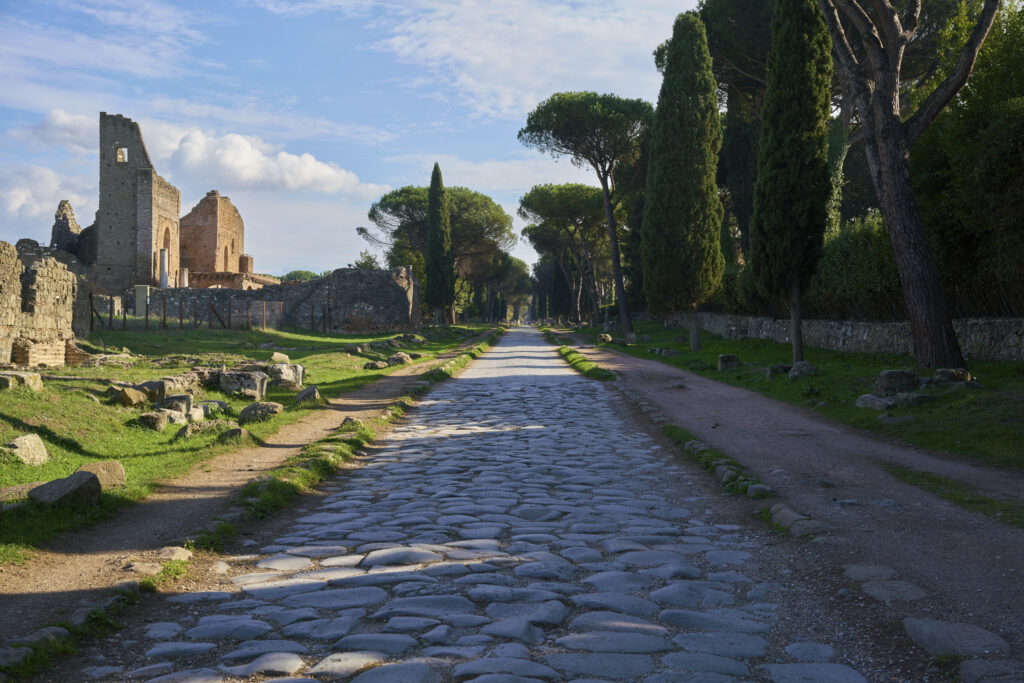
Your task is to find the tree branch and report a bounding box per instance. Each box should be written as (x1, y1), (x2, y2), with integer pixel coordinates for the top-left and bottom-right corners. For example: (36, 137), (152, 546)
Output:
(817, 0), (865, 87)
(902, 0), (921, 41)
(870, 0), (903, 50)
(904, 0), (1002, 145)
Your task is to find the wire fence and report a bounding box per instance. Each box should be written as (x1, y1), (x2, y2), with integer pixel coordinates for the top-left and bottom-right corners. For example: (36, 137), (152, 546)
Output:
(88, 292), (285, 333)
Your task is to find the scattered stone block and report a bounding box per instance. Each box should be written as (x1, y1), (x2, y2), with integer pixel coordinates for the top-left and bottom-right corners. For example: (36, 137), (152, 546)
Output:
(133, 379), (166, 402)
(856, 394), (896, 410)
(718, 354), (740, 371)
(29, 471), (102, 506)
(874, 369), (917, 395)
(197, 400), (227, 418)
(598, 334), (612, 343)
(0, 371), (43, 392)
(388, 352), (413, 366)
(76, 461), (126, 489)
(220, 371), (268, 400)
(0, 482), (45, 502)
(787, 361), (819, 379)
(903, 617), (1009, 656)
(239, 401), (284, 425)
(270, 378), (302, 391)
(5, 433), (48, 465)
(161, 394), (193, 415)
(139, 411), (168, 431)
(116, 386), (148, 407)
(746, 484), (777, 499)
(770, 505), (809, 529)
(0, 646), (31, 667)
(341, 416), (363, 430)
(766, 364), (792, 379)
(187, 406), (206, 422)
(158, 408), (188, 425)
(157, 546), (192, 562)
(174, 419), (239, 440)
(295, 385), (321, 404)
(789, 519), (828, 537)
(363, 361), (389, 370)
(217, 427), (253, 444)
(270, 351), (290, 363)
(267, 363), (304, 386)
(933, 368), (971, 384)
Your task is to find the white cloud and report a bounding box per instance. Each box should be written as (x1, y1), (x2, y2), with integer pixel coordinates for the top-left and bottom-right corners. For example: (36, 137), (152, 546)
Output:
(8, 109), (95, 154)
(165, 129), (388, 198)
(370, 0), (689, 119)
(383, 152), (597, 194)
(248, 0), (375, 16)
(0, 165), (93, 224)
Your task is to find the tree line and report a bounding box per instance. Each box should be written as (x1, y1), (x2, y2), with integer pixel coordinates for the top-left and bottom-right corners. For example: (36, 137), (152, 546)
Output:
(518, 0), (1018, 368)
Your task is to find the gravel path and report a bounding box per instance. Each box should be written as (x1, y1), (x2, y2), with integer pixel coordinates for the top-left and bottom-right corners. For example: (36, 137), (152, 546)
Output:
(41, 328), (1014, 681)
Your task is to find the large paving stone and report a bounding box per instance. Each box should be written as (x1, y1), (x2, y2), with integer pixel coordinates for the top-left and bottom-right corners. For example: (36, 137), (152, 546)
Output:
(764, 663), (867, 682)
(28, 471), (101, 506)
(556, 630), (673, 652)
(351, 662), (443, 683)
(453, 657), (560, 680)
(361, 546), (443, 566)
(649, 582), (735, 608)
(569, 611), (667, 635)
(544, 653), (655, 679)
(571, 592), (659, 616)
(372, 595), (477, 618)
(903, 618), (1010, 656)
(662, 652), (750, 676)
(673, 632), (770, 657)
(334, 633), (419, 654)
(219, 652), (305, 677)
(284, 587), (387, 609)
(659, 609), (770, 632)
(307, 651), (387, 677)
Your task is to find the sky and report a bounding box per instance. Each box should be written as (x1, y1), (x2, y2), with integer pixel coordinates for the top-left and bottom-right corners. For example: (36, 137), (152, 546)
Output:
(0, 0), (695, 276)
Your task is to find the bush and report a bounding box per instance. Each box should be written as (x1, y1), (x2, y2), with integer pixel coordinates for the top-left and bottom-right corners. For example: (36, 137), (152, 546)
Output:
(805, 211), (902, 320)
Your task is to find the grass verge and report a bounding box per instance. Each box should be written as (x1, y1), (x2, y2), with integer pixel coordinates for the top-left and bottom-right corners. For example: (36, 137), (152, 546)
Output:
(138, 559), (189, 592)
(882, 464), (1024, 528)
(662, 424), (776, 499)
(540, 328), (614, 380)
(572, 321), (1024, 468)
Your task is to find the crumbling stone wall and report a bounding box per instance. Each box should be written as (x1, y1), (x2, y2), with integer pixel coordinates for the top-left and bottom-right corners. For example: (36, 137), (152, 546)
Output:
(136, 267), (419, 332)
(50, 200), (81, 254)
(0, 241), (78, 367)
(666, 311), (1024, 362)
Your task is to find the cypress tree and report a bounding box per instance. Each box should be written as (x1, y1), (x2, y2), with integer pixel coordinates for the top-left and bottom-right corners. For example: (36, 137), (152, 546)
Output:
(748, 0), (832, 363)
(425, 162), (455, 323)
(641, 12), (724, 351)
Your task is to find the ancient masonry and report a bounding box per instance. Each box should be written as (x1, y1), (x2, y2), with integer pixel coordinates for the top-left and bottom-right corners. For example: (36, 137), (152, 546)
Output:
(50, 113), (278, 295)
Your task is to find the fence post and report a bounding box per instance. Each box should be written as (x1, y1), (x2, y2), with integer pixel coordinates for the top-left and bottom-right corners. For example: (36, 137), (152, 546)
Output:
(246, 300), (251, 330)
(108, 296), (114, 329)
(262, 301), (266, 331)
(89, 293), (95, 333)
(179, 295), (183, 329)
(145, 298), (150, 331)
(122, 307), (126, 331)
(323, 303), (328, 333)
(162, 295), (167, 329)
(311, 299), (315, 331)
(227, 296), (233, 330)
(194, 298), (199, 328)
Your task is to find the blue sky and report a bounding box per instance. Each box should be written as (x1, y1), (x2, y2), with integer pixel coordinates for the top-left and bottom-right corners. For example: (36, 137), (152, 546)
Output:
(0, 0), (693, 275)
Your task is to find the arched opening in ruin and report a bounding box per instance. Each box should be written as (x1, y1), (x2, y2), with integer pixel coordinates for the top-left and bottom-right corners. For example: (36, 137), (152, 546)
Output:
(162, 229), (171, 252)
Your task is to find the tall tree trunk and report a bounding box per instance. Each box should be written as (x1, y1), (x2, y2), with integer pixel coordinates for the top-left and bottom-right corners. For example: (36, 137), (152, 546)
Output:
(790, 279), (803, 363)
(689, 307), (701, 352)
(599, 176), (633, 336)
(863, 109), (964, 368)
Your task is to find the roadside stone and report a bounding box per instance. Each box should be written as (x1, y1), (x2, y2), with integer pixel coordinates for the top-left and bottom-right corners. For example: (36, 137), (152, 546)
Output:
(0, 646), (30, 667)
(270, 351), (290, 363)
(388, 352), (413, 366)
(5, 433), (48, 465)
(161, 393), (193, 414)
(894, 392), (935, 407)
(197, 400), (227, 417)
(878, 412), (918, 424)
(598, 334), (612, 343)
(267, 363), (305, 386)
(174, 419), (238, 440)
(764, 663), (867, 682)
(352, 662), (442, 683)
(770, 505), (809, 528)
(454, 657), (560, 679)
(364, 360), (389, 370)
(544, 653), (654, 679)
(159, 408), (188, 425)
(75, 461), (126, 489)
(220, 371), (268, 400)
(6, 626), (70, 646)
(718, 354), (740, 371)
(239, 401), (284, 425)
(766, 364), (792, 379)
(934, 368), (971, 384)
(187, 406), (206, 422)
(875, 369), (917, 395)
(295, 385), (321, 404)
(0, 370), (43, 392)
(28, 470), (101, 506)
(157, 546), (192, 562)
(139, 411), (168, 431)
(903, 617), (1010, 656)
(217, 427), (253, 443)
(746, 483), (777, 499)
(789, 519), (829, 537)
(787, 361), (818, 379)
(856, 394), (896, 410)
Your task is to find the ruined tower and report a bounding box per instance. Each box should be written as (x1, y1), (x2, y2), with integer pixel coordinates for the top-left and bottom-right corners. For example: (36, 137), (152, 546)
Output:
(179, 190), (246, 274)
(92, 113), (181, 293)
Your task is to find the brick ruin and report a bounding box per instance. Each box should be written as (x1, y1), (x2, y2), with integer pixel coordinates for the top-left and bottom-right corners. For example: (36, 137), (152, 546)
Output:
(51, 113), (278, 295)
(0, 242), (80, 367)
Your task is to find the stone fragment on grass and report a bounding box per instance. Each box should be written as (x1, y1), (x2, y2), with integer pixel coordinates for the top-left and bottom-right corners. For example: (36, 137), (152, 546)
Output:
(270, 351), (290, 363)
(116, 386), (148, 407)
(267, 363), (304, 386)
(342, 416), (363, 430)
(787, 361), (819, 379)
(174, 419), (239, 440)
(0, 371), (43, 392)
(76, 460), (126, 489)
(161, 394), (193, 414)
(5, 433), (48, 465)
(139, 411), (168, 431)
(598, 334), (612, 343)
(197, 400), (228, 417)
(28, 471), (101, 506)
(239, 401), (284, 425)
(187, 406), (206, 422)
(158, 546), (193, 562)
(158, 408), (188, 425)
(933, 368), (971, 384)
(856, 394), (896, 410)
(363, 360), (389, 370)
(0, 646), (30, 667)
(220, 371), (268, 400)
(388, 352), (413, 366)
(217, 427), (253, 444)
(874, 369), (917, 395)
(765, 364), (792, 379)
(295, 385), (321, 404)
(6, 626), (70, 646)
(717, 354), (740, 371)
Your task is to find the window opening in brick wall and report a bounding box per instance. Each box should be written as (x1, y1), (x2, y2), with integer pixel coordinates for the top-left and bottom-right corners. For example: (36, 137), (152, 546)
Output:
(116, 147), (128, 163)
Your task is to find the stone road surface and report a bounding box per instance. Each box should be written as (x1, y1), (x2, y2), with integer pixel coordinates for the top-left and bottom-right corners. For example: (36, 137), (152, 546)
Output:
(80, 327), (871, 682)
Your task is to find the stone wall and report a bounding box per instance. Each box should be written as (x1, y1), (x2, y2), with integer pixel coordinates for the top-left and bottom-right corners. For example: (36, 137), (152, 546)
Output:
(664, 311), (1024, 362)
(180, 190), (245, 275)
(0, 241), (78, 367)
(136, 267), (419, 332)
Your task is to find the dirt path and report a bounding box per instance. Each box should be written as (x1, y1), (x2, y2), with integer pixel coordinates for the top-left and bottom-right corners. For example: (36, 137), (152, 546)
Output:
(575, 341), (1024, 658)
(0, 342), (479, 642)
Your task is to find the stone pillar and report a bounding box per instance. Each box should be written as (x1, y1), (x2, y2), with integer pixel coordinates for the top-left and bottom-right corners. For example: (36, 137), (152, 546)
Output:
(134, 285), (150, 315)
(180, 268), (189, 288)
(159, 249), (169, 288)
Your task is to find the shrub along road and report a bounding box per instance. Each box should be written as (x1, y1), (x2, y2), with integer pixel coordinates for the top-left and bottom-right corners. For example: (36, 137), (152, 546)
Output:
(41, 327), (1020, 681)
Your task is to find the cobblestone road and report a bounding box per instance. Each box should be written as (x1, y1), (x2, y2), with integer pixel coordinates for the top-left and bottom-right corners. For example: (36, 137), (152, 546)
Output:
(86, 328), (869, 682)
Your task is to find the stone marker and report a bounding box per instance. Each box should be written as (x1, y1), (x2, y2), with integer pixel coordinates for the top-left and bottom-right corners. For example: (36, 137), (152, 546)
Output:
(270, 351), (290, 363)
(874, 369), (917, 395)
(139, 411), (168, 431)
(220, 371), (268, 400)
(239, 401), (284, 425)
(29, 471), (102, 506)
(0, 371), (43, 392)
(267, 363), (304, 386)
(116, 386), (148, 407)
(76, 461), (126, 489)
(6, 433), (48, 465)
(718, 354), (740, 371)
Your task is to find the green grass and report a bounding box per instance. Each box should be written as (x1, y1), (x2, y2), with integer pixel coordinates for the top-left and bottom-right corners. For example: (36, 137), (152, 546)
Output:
(883, 464), (1024, 528)
(662, 424), (775, 498)
(573, 321), (1024, 468)
(540, 328), (615, 380)
(0, 324), (487, 564)
(138, 559), (189, 592)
